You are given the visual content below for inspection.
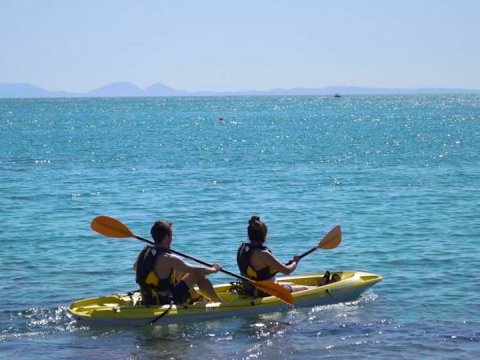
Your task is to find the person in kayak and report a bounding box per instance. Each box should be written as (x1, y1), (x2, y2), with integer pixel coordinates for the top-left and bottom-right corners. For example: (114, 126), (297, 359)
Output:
(237, 215), (310, 296)
(135, 220), (223, 306)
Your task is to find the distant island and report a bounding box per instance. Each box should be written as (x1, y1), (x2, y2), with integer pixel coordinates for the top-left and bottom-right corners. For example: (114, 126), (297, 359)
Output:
(0, 81), (479, 98)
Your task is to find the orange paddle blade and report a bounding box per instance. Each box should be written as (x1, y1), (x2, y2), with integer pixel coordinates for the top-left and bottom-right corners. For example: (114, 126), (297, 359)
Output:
(252, 280), (294, 306)
(91, 216), (135, 238)
(317, 225), (342, 250)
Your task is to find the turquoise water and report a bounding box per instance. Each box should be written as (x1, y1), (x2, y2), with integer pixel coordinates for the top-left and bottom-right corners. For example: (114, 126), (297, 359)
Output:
(1, 95), (479, 359)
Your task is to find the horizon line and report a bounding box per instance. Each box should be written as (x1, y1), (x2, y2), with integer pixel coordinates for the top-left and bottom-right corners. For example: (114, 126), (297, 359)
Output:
(1, 81), (479, 99)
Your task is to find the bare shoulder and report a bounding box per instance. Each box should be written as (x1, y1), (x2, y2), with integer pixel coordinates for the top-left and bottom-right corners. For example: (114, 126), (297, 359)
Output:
(257, 249), (275, 261)
(164, 253), (184, 265)
(153, 252), (176, 264)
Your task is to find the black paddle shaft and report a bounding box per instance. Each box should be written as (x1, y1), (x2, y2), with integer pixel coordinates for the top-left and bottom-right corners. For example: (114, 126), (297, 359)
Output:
(134, 235), (252, 283)
(299, 246), (317, 259)
(285, 246), (316, 265)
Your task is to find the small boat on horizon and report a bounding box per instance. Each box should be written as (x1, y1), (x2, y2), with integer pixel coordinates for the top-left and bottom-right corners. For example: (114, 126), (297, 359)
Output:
(334, 93), (341, 98)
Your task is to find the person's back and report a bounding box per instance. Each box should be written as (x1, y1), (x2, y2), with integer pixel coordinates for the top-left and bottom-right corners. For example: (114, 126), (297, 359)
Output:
(237, 216), (306, 296)
(135, 220), (223, 306)
(237, 241), (278, 296)
(135, 245), (175, 305)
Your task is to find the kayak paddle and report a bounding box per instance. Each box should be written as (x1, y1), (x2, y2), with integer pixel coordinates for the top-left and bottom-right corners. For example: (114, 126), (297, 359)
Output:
(90, 215), (294, 306)
(297, 225), (342, 260)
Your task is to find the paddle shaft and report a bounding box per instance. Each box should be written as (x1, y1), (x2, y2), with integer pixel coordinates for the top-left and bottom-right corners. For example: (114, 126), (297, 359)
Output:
(297, 226), (342, 260)
(298, 246), (317, 260)
(133, 234), (253, 284)
(285, 247), (316, 265)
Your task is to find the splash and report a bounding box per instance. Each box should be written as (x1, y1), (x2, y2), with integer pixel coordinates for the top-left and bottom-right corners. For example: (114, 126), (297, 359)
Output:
(0, 306), (83, 343)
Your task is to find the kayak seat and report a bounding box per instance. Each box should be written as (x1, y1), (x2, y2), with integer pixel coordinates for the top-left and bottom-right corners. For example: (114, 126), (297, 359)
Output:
(228, 280), (256, 298)
(318, 271), (341, 286)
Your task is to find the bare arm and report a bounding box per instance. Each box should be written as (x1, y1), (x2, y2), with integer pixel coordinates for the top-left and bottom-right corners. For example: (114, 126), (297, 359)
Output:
(258, 251), (298, 275)
(168, 254), (220, 275)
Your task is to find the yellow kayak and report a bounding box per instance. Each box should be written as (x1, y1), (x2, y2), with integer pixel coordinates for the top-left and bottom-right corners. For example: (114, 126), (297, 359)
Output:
(68, 270), (382, 326)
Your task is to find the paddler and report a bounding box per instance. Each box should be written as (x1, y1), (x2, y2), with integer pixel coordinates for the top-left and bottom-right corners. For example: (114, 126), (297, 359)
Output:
(237, 216), (311, 296)
(135, 220), (223, 305)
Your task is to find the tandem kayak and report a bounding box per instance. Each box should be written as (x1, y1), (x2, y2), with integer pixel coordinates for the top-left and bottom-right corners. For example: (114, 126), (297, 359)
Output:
(68, 270), (382, 326)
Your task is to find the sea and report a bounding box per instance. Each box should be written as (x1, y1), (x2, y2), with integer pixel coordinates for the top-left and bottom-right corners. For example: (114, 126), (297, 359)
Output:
(0, 95), (479, 359)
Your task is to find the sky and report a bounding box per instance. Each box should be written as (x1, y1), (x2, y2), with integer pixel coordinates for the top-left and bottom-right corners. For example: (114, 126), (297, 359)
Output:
(1, 0), (479, 92)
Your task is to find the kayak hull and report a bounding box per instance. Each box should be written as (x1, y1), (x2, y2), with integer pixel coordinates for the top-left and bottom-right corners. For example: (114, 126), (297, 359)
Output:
(68, 270), (382, 326)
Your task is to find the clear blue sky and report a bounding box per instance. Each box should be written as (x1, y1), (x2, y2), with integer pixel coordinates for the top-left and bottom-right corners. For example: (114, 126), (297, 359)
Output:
(1, 0), (479, 92)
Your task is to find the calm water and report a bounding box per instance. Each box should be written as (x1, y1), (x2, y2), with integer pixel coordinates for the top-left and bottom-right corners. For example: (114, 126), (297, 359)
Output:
(1, 95), (479, 359)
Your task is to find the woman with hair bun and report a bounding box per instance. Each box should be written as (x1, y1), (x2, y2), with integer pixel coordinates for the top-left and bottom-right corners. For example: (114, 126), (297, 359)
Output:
(237, 216), (309, 296)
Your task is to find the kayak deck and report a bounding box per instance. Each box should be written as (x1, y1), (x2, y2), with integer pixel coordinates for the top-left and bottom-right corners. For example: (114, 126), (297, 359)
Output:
(68, 271), (382, 325)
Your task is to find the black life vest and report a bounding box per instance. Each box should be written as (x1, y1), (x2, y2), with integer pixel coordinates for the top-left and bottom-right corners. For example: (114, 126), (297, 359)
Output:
(237, 243), (278, 296)
(135, 246), (175, 305)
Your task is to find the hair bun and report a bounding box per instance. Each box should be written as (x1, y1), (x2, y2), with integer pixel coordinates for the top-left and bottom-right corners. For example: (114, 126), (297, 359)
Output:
(249, 215), (260, 225)
(247, 216), (267, 243)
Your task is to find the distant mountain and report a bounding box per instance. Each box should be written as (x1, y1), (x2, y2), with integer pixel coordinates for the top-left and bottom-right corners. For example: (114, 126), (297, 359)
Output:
(145, 82), (188, 96)
(0, 82), (479, 98)
(86, 81), (144, 97)
(0, 82), (78, 98)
